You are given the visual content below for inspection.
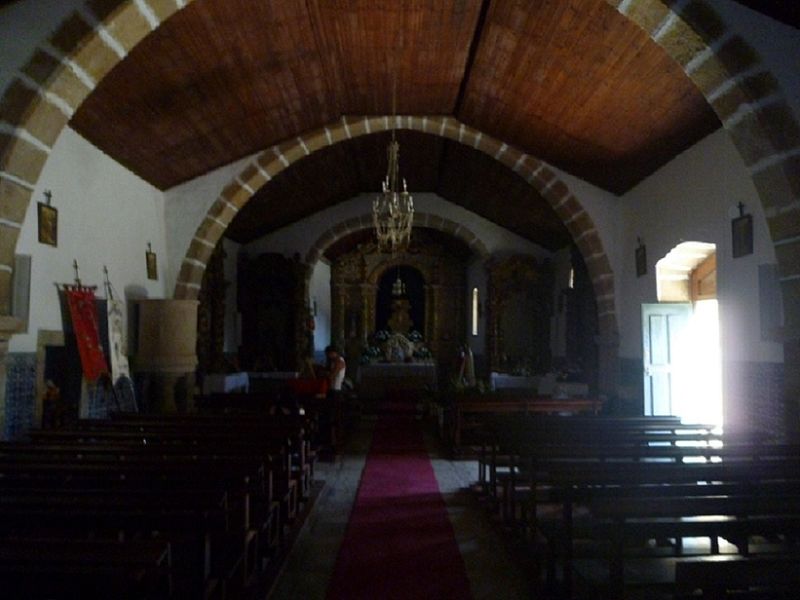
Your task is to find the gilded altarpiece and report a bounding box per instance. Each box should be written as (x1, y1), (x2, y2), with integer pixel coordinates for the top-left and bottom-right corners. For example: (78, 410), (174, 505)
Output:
(486, 255), (553, 373)
(331, 236), (467, 370)
(197, 244), (227, 373)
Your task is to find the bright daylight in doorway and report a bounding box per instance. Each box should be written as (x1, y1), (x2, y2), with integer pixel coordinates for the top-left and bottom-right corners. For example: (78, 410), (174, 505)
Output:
(645, 242), (723, 429)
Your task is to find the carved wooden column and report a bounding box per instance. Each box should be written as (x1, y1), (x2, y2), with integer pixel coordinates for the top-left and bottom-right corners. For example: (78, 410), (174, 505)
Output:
(423, 284), (434, 345)
(0, 316), (23, 439)
(361, 284), (376, 340)
(331, 283), (347, 348)
(429, 284), (442, 359)
(197, 244), (227, 373)
(485, 260), (502, 372)
(294, 261), (313, 369)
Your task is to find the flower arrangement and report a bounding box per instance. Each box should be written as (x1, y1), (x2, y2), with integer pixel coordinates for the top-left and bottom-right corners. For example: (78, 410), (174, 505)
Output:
(413, 345), (432, 360)
(360, 330), (431, 364)
(407, 330), (423, 343)
(372, 329), (391, 343)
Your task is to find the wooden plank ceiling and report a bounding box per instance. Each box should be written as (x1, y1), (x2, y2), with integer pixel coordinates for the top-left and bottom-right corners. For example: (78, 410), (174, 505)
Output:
(70, 0), (720, 245)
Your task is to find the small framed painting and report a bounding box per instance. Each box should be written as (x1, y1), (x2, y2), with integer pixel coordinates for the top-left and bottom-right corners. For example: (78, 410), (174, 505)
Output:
(732, 213), (753, 258)
(146, 245), (158, 281)
(37, 202), (58, 247)
(635, 243), (647, 278)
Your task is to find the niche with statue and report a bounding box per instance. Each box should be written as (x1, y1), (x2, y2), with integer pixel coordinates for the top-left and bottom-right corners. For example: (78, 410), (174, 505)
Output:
(329, 229), (468, 370)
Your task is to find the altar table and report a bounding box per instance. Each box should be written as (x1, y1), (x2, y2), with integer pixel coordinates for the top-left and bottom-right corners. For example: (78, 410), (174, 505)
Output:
(202, 371), (300, 395)
(358, 362), (437, 398)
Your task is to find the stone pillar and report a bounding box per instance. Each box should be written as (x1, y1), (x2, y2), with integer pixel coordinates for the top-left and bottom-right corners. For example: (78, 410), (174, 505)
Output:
(0, 316), (23, 439)
(331, 283), (346, 348)
(133, 300), (198, 413)
(360, 284), (375, 340)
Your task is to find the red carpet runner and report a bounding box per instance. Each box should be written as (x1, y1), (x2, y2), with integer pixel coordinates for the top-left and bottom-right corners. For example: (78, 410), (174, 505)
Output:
(326, 414), (473, 600)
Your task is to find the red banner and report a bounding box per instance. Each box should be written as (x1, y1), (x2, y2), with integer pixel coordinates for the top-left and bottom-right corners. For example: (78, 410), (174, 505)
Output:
(65, 286), (108, 382)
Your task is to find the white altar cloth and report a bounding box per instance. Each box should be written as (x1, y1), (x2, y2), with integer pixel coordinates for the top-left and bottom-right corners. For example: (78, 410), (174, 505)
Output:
(358, 362), (437, 397)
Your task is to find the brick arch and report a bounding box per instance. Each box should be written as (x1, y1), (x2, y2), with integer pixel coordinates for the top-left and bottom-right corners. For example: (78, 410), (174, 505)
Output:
(303, 211), (490, 267)
(175, 116), (617, 338)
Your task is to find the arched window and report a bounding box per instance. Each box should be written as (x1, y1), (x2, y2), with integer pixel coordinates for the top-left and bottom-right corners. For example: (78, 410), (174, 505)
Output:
(471, 287), (479, 336)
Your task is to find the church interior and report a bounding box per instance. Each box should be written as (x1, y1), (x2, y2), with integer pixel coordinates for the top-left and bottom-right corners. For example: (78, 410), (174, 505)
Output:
(1, 0), (799, 598)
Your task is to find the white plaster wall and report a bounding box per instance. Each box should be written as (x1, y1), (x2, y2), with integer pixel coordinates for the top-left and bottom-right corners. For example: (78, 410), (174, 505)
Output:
(617, 128), (782, 365)
(9, 127), (167, 353)
(309, 261), (332, 355)
(163, 153), (256, 294)
(242, 193), (552, 260)
(549, 166), (623, 288)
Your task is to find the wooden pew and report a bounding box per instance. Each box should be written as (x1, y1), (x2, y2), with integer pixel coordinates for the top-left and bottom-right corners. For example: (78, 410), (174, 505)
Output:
(675, 555), (800, 599)
(0, 458), (259, 595)
(450, 396), (605, 452)
(29, 425), (302, 523)
(480, 416), (721, 517)
(3, 408), (319, 597)
(0, 439), (283, 561)
(532, 459), (800, 597)
(0, 538), (172, 600)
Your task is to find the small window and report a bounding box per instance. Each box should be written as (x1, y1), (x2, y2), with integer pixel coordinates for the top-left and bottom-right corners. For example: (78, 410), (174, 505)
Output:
(568, 267), (575, 290)
(471, 287), (479, 336)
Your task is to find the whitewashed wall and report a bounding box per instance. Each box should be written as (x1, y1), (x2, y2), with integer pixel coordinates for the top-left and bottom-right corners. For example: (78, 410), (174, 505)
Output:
(9, 127), (167, 353)
(617, 127), (782, 365)
(309, 261), (332, 356)
(242, 193), (551, 260)
(163, 154), (256, 294)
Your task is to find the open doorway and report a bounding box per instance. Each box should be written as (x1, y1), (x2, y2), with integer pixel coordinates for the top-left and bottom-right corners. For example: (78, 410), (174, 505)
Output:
(642, 242), (722, 428)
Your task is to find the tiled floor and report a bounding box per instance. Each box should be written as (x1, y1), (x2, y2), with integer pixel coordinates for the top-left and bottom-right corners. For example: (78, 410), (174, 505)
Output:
(268, 417), (529, 599)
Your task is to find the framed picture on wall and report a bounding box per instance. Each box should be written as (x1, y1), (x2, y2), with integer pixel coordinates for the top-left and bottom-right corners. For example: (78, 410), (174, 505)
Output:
(37, 202), (58, 247)
(635, 243), (647, 278)
(732, 213), (753, 258)
(146, 245), (158, 281)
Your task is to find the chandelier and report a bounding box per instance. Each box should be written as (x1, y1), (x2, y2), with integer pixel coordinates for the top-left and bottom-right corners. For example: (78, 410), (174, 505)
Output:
(373, 131), (414, 253)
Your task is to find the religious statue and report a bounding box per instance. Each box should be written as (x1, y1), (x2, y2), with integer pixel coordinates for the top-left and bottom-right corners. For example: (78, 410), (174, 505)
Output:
(387, 275), (413, 335)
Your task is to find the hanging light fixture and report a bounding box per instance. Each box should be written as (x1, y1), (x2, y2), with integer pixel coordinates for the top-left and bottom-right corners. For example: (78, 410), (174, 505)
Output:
(373, 80), (413, 253)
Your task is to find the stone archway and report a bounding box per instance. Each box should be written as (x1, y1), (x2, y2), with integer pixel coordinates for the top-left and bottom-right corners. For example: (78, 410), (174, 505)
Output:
(175, 117), (618, 343)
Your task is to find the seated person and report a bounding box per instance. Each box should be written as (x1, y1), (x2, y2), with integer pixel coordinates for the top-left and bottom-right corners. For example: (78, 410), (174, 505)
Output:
(325, 345), (346, 396)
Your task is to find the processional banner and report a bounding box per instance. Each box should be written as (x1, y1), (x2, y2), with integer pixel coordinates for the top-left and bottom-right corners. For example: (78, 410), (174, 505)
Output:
(64, 285), (108, 382)
(107, 298), (130, 382)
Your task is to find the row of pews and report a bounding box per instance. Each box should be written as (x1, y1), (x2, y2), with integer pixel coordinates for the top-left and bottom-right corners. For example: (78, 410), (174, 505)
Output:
(0, 396), (320, 599)
(473, 413), (800, 598)
(446, 394), (604, 455)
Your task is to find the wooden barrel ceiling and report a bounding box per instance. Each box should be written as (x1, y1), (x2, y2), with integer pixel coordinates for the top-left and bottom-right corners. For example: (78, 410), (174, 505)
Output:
(69, 0), (722, 244)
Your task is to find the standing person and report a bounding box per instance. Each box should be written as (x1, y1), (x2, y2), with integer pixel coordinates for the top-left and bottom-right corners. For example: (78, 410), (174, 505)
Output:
(323, 345), (346, 450)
